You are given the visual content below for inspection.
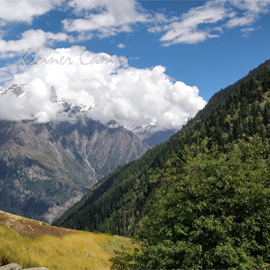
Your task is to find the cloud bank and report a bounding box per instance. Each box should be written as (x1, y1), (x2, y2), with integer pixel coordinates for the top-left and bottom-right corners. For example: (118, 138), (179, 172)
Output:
(0, 0), (269, 52)
(1, 46), (206, 129)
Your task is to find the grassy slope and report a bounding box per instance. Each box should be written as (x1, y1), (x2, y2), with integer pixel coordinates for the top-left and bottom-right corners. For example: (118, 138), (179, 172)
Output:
(0, 210), (48, 225)
(0, 211), (133, 270)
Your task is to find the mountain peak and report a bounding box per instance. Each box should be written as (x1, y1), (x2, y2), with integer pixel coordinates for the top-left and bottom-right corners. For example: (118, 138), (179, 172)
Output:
(0, 84), (25, 97)
(1, 83), (93, 120)
(106, 119), (121, 129)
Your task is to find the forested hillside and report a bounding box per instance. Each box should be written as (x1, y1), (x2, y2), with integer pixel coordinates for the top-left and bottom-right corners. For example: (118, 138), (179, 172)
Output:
(110, 136), (270, 269)
(53, 59), (270, 244)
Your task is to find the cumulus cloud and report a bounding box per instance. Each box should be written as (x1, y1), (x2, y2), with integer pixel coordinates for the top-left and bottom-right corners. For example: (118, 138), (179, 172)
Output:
(0, 78), (59, 123)
(62, 0), (150, 37)
(2, 46), (206, 130)
(0, 0), (63, 24)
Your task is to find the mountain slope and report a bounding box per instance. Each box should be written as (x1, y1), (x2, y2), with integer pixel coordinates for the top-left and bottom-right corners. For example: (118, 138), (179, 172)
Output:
(0, 115), (147, 223)
(143, 129), (176, 147)
(53, 59), (270, 238)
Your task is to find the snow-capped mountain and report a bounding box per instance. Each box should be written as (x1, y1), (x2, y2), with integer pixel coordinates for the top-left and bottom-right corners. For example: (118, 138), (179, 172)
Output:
(0, 84), (148, 223)
(123, 121), (178, 147)
(1, 84), (177, 143)
(1, 84), (93, 118)
(0, 84), (25, 97)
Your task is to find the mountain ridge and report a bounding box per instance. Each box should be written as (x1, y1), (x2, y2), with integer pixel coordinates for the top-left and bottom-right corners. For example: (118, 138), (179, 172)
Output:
(202, 59), (270, 115)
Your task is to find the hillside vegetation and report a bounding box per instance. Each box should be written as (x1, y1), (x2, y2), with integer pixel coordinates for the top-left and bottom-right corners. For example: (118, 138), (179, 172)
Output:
(53, 60), (270, 240)
(110, 136), (270, 269)
(0, 211), (134, 270)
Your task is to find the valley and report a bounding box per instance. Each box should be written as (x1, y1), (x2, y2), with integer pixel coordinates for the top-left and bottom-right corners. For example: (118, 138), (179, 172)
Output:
(1, 0), (270, 268)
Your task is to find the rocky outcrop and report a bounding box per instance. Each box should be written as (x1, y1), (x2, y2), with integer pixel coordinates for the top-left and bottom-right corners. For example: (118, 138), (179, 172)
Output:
(0, 264), (48, 270)
(0, 264), (20, 270)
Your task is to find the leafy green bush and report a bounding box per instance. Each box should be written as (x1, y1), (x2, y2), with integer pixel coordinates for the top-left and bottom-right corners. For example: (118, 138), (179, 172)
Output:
(111, 136), (270, 269)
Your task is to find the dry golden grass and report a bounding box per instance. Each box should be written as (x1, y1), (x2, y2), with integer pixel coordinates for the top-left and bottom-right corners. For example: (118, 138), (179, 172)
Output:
(0, 211), (134, 270)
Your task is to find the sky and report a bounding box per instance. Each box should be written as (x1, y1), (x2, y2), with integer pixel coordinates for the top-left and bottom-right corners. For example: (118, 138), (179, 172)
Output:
(0, 0), (270, 130)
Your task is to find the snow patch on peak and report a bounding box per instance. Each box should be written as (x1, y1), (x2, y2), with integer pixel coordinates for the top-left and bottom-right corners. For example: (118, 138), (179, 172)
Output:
(0, 84), (26, 96)
(0, 84), (92, 122)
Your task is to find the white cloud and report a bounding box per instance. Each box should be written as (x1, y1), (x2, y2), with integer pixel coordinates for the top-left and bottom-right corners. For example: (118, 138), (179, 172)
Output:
(0, 29), (72, 55)
(149, 0), (270, 46)
(76, 32), (93, 42)
(0, 30), (45, 53)
(0, 78), (59, 123)
(0, 68), (14, 82)
(158, 1), (228, 46)
(229, 0), (270, 14)
(62, 0), (149, 37)
(0, 52), (17, 59)
(241, 27), (254, 37)
(226, 0), (270, 28)
(241, 26), (261, 37)
(117, 43), (125, 49)
(2, 46), (206, 130)
(226, 14), (255, 27)
(0, 0), (63, 24)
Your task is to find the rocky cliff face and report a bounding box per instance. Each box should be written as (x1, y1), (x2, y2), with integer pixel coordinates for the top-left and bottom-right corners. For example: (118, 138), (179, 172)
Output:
(0, 117), (147, 223)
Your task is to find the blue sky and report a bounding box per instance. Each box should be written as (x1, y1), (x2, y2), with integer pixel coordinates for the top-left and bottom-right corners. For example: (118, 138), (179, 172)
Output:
(0, 0), (270, 130)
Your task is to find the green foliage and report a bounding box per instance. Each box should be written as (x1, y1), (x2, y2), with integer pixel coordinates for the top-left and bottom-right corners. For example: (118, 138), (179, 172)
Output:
(111, 137), (270, 269)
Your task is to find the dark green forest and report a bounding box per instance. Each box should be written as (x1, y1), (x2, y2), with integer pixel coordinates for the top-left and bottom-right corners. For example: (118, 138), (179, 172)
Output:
(53, 60), (270, 268)
(110, 136), (270, 269)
